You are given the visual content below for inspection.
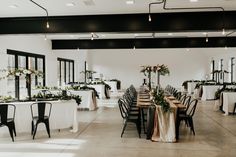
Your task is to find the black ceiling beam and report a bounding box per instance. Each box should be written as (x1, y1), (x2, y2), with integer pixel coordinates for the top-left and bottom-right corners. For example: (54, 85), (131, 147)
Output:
(51, 37), (236, 49)
(0, 11), (236, 34)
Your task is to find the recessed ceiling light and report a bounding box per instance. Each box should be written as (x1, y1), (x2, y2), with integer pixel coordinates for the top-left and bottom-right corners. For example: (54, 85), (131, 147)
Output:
(9, 4), (18, 8)
(66, 3), (76, 7)
(126, 0), (135, 5)
(168, 33), (173, 36)
(190, 0), (198, 2)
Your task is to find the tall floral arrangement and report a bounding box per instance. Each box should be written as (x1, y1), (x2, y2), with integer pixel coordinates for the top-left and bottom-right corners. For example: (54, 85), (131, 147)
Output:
(140, 64), (170, 76)
(0, 68), (44, 80)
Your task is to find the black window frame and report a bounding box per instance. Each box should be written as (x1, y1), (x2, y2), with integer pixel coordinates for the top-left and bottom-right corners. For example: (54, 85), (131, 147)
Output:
(211, 59), (215, 80)
(7, 49), (46, 100)
(57, 58), (75, 86)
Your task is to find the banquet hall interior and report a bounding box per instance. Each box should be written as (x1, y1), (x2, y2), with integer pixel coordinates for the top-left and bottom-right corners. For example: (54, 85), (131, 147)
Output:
(0, 0), (236, 157)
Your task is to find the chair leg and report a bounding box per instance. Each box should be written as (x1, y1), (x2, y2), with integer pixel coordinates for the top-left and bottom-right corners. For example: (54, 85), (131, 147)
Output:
(12, 122), (16, 136)
(33, 122), (39, 140)
(135, 121), (141, 138)
(121, 121), (127, 138)
(31, 121), (34, 135)
(44, 120), (51, 138)
(233, 103), (236, 115)
(7, 123), (14, 142)
(189, 118), (195, 135)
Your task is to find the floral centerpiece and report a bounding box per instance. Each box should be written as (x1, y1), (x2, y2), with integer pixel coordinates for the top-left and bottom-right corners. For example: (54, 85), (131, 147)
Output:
(151, 88), (172, 113)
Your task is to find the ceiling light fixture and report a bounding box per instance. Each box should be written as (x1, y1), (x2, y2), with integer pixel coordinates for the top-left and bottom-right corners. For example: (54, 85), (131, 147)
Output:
(30, 0), (50, 29)
(222, 28), (225, 35)
(206, 33), (208, 42)
(77, 47), (80, 51)
(190, 0), (198, 2)
(168, 33), (173, 36)
(148, 14), (152, 22)
(66, 3), (76, 7)
(91, 33), (94, 40)
(126, 0), (135, 5)
(9, 4), (18, 8)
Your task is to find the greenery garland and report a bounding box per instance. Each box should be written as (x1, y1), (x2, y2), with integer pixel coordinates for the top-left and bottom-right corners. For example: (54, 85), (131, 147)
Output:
(152, 88), (172, 113)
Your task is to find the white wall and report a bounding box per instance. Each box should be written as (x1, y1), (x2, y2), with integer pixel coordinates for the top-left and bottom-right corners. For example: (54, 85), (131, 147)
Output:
(0, 35), (87, 95)
(87, 49), (209, 89)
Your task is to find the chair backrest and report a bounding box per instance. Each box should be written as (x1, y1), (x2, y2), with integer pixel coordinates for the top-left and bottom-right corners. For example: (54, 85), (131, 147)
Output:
(31, 102), (52, 120)
(118, 99), (128, 119)
(180, 94), (187, 103)
(186, 99), (198, 117)
(183, 96), (192, 106)
(175, 92), (182, 100)
(0, 104), (16, 124)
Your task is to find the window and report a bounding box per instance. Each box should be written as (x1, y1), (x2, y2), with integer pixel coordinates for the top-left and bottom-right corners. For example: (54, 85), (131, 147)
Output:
(220, 59), (223, 80)
(57, 58), (74, 86)
(7, 49), (45, 100)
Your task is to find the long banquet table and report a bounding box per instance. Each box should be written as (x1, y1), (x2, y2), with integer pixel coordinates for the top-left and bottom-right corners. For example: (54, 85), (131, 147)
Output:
(0, 99), (78, 137)
(137, 93), (185, 142)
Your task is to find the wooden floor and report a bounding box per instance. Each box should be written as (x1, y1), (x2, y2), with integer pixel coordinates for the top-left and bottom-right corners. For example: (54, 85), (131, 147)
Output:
(0, 97), (236, 157)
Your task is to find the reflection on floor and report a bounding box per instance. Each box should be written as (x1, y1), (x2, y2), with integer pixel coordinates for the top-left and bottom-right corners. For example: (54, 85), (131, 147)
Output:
(0, 97), (236, 157)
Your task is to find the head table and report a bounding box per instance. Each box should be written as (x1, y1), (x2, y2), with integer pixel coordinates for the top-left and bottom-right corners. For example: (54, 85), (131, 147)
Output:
(0, 99), (78, 137)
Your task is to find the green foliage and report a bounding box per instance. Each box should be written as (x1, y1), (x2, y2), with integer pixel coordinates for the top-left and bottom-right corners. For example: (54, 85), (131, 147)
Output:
(152, 88), (172, 113)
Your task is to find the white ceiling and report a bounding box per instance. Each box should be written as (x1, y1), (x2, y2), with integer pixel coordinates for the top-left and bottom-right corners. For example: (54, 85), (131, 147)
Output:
(0, 0), (235, 17)
(1, 0), (235, 39)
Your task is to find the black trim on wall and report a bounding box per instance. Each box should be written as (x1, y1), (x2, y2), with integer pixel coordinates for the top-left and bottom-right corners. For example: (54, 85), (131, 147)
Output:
(52, 37), (236, 49)
(0, 11), (236, 34)
(57, 58), (75, 85)
(7, 49), (46, 99)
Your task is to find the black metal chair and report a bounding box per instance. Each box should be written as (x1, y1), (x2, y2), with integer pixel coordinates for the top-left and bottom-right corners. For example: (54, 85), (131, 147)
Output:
(233, 103), (236, 115)
(178, 99), (198, 135)
(0, 104), (16, 141)
(30, 102), (52, 139)
(118, 99), (141, 138)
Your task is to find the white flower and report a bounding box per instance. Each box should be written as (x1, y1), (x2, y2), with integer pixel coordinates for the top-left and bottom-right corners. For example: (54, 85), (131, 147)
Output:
(15, 72), (20, 76)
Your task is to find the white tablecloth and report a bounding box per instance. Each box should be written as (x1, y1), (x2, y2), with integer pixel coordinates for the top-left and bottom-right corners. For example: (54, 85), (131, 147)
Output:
(187, 82), (198, 95)
(0, 100), (78, 136)
(201, 85), (222, 101)
(222, 92), (236, 115)
(88, 84), (105, 99)
(70, 90), (97, 110)
(105, 81), (117, 92)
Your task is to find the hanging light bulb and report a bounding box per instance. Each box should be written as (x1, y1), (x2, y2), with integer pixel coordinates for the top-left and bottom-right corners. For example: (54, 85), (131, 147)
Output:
(206, 33), (208, 42)
(222, 28), (225, 35)
(133, 45), (136, 50)
(91, 33), (94, 40)
(148, 14), (151, 22)
(44, 35), (47, 40)
(46, 21), (50, 29)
